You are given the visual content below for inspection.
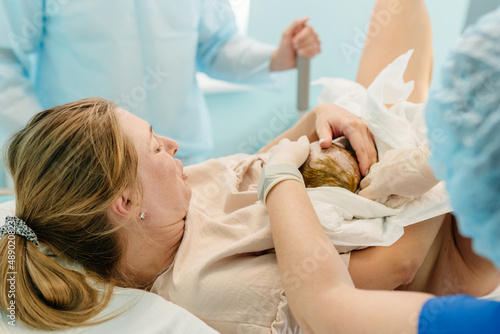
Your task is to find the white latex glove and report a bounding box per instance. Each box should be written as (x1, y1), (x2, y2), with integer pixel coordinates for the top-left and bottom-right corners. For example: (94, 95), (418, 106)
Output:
(267, 136), (311, 168)
(358, 144), (439, 201)
(258, 136), (310, 204)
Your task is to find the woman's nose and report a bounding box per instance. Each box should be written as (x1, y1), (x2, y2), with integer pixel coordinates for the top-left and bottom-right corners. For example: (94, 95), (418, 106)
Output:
(166, 138), (178, 156)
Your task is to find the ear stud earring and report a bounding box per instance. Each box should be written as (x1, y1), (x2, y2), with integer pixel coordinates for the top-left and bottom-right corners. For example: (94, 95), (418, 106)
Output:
(139, 213), (146, 220)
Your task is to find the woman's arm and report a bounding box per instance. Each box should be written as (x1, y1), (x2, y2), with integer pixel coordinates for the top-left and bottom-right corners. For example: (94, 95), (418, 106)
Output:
(257, 107), (317, 153)
(266, 179), (433, 334)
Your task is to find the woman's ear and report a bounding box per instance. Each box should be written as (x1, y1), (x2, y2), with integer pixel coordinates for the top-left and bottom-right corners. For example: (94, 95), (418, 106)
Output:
(110, 189), (134, 218)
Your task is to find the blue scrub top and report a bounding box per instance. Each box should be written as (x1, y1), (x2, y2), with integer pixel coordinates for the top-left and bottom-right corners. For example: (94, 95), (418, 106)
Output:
(419, 295), (500, 333)
(0, 0), (282, 164)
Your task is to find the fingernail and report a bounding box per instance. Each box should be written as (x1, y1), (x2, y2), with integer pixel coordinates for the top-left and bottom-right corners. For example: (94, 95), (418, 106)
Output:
(319, 138), (325, 145)
(365, 169), (369, 176)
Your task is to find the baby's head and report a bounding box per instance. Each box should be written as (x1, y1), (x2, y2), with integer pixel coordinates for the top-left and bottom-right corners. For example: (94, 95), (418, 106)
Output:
(300, 140), (361, 192)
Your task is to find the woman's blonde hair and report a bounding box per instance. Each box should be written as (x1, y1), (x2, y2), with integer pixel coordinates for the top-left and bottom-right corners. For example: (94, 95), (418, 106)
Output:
(0, 98), (140, 330)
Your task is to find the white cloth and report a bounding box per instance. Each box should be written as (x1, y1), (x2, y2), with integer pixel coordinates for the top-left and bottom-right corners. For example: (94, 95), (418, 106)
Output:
(308, 187), (402, 253)
(481, 283), (500, 302)
(313, 50), (452, 222)
(0, 288), (219, 334)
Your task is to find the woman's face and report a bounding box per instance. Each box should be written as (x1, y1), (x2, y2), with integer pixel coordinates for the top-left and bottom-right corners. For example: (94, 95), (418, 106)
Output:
(115, 108), (192, 285)
(116, 108), (192, 221)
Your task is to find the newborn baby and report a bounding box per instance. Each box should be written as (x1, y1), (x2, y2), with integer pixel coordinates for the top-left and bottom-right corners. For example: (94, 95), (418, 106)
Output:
(300, 138), (361, 192)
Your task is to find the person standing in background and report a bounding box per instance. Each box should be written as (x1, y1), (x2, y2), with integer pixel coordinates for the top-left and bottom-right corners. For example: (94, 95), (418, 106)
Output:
(0, 0), (320, 186)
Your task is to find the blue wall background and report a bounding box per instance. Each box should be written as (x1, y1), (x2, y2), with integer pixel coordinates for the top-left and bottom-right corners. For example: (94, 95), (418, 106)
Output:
(464, 0), (500, 27)
(206, 0), (471, 159)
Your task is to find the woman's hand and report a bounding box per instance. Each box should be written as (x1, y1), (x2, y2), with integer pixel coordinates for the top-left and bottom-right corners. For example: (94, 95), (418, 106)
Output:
(312, 103), (378, 177)
(270, 17), (321, 71)
(268, 136), (310, 168)
(258, 104), (377, 173)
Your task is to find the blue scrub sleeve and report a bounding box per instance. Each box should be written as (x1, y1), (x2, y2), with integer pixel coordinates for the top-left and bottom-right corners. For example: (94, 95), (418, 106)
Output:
(197, 0), (285, 87)
(0, 0), (44, 187)
(418, 295), (500, 334)
(0, 0), (44, 125)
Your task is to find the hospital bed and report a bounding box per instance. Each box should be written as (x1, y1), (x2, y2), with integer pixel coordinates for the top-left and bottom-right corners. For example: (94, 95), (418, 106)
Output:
(0, 189), (13, 197)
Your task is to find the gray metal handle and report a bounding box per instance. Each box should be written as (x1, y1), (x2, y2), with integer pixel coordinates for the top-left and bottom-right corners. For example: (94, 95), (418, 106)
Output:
(297, 56), (311, 113)
(0, 188), (14, 196)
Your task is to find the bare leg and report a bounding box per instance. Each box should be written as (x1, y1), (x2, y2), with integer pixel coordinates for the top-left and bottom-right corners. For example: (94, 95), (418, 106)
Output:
(344, 1), (438, 291)
(355, 0), (433, 103)
(349, 215), (445, 290)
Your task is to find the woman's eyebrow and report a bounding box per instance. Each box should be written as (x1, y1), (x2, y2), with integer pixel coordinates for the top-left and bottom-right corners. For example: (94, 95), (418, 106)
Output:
(150, 125), (153, 143)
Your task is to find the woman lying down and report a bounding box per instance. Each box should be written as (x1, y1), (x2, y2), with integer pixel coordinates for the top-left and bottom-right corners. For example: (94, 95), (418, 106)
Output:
(1, 2), (499, 332)
(0, 95), (498, 333)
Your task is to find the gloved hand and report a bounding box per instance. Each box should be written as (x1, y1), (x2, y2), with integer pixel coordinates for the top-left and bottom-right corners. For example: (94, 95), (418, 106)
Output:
(267, 135), (311, 167)
(358, 144), (439, 201)
(258, 136), (310, 204)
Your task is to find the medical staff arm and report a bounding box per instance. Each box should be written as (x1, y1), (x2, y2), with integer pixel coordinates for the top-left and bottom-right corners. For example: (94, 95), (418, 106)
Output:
(0, 1), (44, 131)
(258, 103), (377, 177)
(0, 1), (44, 186)
(264, 170), (434, 334)
(197, 1), (320, 86)
(196, 0), (279, 85)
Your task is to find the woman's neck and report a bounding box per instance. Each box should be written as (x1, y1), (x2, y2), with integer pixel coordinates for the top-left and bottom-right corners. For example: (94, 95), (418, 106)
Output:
(121, 218), (185, 289)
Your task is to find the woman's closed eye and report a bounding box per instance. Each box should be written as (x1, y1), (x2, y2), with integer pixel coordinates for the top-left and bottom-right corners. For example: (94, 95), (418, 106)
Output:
(153, 133), (163, 153)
